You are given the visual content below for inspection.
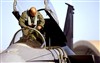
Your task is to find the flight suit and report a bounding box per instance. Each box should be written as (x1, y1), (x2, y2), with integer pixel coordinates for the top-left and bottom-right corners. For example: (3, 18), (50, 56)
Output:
(19, 10), (45, 43)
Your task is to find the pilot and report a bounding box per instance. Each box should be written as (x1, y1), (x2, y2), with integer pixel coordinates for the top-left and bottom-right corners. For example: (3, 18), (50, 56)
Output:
(19, 7), (45, 42)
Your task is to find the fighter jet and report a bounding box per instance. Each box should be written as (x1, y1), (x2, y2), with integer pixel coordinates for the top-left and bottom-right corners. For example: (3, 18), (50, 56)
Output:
(0, 0), (95, 63)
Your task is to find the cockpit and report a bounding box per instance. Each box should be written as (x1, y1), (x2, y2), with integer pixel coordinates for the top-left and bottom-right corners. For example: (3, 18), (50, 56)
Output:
(12, 0), (67, 48)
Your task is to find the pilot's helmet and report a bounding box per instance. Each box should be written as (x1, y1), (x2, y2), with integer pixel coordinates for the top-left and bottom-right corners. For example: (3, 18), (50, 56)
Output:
(29, 7), (37, 17)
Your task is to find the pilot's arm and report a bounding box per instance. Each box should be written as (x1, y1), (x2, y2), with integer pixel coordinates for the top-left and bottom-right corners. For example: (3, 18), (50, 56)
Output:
(37, 11), (45, 30)
(19, 11), (28, 28)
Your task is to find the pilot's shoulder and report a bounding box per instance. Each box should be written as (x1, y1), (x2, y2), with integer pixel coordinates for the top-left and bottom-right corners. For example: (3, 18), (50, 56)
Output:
(37, 11), (42, 15)
(21, 11), (28, 16)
